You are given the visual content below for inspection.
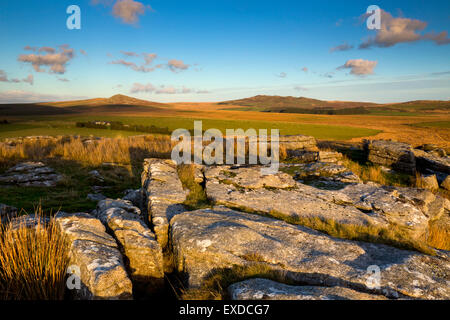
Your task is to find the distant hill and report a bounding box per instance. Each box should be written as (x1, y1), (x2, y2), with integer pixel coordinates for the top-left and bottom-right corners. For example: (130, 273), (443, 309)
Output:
(40, 94), (169, 108)
(382, 100), (450, 111)
(218, 95), (450, 115)
(0, 94), (169, 116)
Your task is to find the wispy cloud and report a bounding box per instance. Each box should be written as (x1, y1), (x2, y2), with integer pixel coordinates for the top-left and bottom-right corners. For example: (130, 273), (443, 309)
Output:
(121, 50), (139, 57)
(0, 90), (86, 103)
(167, 59), (190, 72)
(360, 10), (450, 49)
(22, 74), (34, 85)
(130, 82), (209, 94)
(130, 82), (155, 93)
(110, 59), (157, 72)
(330, 42), (354, 53)
(0, 70), (34, 85)
(338, 59), (378, 76)
(110, 53), (190, 73)
(18, 45), (75, 74)
(276, 72), (287, 78)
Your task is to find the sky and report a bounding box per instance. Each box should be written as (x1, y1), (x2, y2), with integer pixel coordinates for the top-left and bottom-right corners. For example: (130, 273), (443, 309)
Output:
(0, 0), (449, 103)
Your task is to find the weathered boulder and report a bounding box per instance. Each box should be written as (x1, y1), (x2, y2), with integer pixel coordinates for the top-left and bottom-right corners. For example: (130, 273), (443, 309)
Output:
(141, 158), (188, 271)
(340, 183), (447, 240)
(0, 203), (18, 224)
(286, 151), (320, 163)
(8, 214), (49, 231)
(413, 149), (450, 175)
(170, 206), (450, 299)
(283, 162), (361, 188)
(219, 166), (296, 189)
(416, 174), (439, 191)
(366, 140), (416, 174)
(278, 135), (318, 152)
(0, 162), (63, 187)
(54, 212), (133, 300)
(205, 166), (386, 227)
(228, 278), (387, 300)
(318, 151), (344, 163)
(95, 199), (164, 289)
(88, 170), (104, 183)
(123, 189), (143, 209)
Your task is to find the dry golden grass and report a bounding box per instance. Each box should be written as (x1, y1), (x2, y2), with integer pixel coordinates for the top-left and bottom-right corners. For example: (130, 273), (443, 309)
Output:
(268, 210), (435, 255)
(0, 135), (173, 167)
(181, 264), (290, 300)
(177, 164), (209, 209)
(427, 219), (450, 251)
(342, 156), (388, 185)
(0, 209), (70, 300)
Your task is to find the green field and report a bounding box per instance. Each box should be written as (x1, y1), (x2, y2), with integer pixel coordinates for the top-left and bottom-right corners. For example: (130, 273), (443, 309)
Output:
(0, 115), (381, 141)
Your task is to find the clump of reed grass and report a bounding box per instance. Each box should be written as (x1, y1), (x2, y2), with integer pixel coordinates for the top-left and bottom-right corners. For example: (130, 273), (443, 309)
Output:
(0, 207), (70, 300)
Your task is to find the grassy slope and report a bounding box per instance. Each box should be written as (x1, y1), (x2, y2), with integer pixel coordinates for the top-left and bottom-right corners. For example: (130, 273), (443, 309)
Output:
(0, 115), (381, 141)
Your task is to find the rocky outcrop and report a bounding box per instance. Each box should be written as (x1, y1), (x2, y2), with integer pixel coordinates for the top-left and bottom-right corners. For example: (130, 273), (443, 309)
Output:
(413, 149), (450, 188)
(228, 278), (387, 300)
(205, 165), (387, 228)
(283, 162), (361, 188)
(170, 206), (450, 299)
(122, 189), (143, 208)
(278, 135), (318, 152)
(366, 140), (416, 174)
(95, 199), (164, 290)
(340, 183), (447, 240)
(318, 151), (343, 163)
(0, 162), (62, 187)
(54, 212), (133, 300)
(141, 159), (188, 271)
(414, 149), (450, 174)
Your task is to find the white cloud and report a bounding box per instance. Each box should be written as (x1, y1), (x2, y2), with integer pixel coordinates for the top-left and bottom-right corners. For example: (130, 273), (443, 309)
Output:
(360, 10), (450, 48)
(338, 59), (378, 76)
(112, 0), (149, 24)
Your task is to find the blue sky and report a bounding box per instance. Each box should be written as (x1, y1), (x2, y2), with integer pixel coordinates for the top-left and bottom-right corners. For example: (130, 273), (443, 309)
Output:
(0, 0), (449, 103)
